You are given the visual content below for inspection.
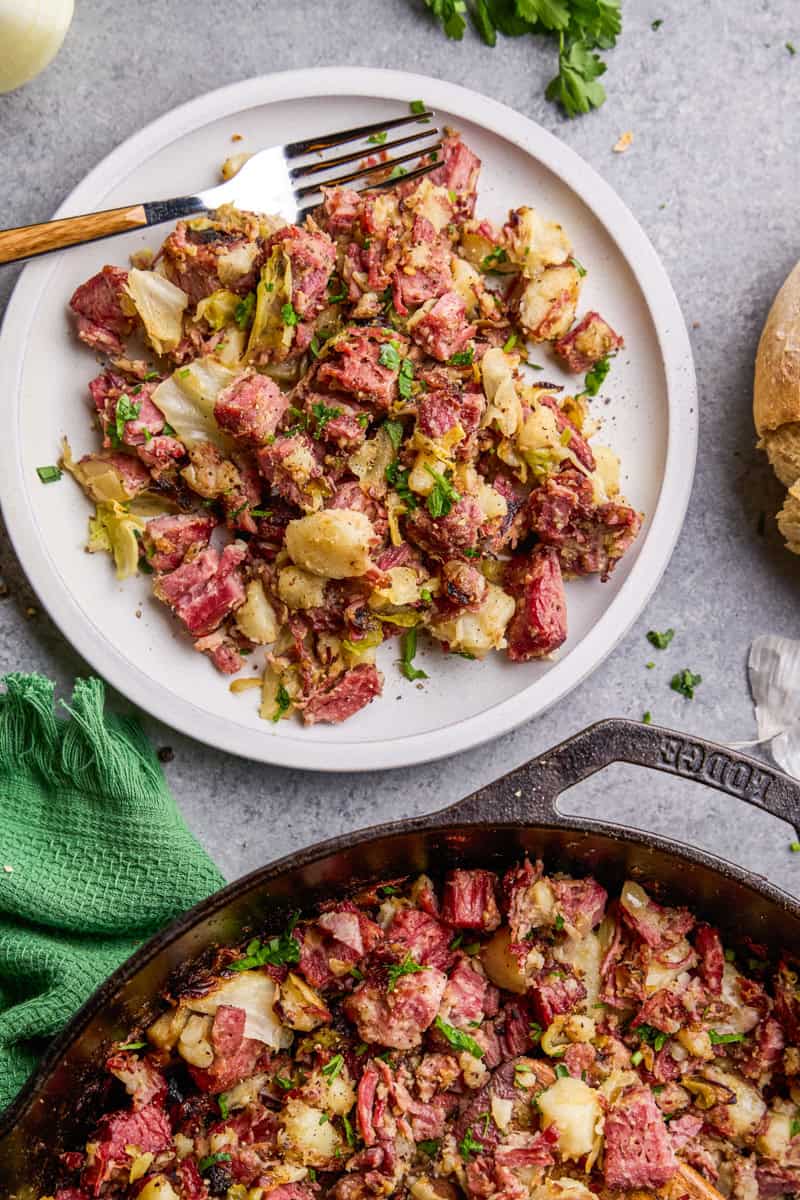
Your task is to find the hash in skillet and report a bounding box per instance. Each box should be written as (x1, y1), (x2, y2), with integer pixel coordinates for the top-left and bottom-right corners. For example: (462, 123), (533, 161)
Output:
(64, 134), (638, 726)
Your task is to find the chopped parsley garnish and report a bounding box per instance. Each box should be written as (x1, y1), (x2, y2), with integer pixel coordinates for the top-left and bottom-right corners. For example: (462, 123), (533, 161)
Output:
(355, 1042), (368, 1056)
(162, 422), (176, 436)
(230, 913), (300, 971)
(570, 256), (587, 277)
(389, 165), (408, 180)
(218, 1093), (230, 1120)
(670, 669), (702, 700)
(410, 99), (428, 114)
(643, 711), (652, 724)
(724, 948), (736, 962)
(646, 661), (655, 670)
(554, 1063), (570, 1078)
(529, 1022), (543, 1043)
(634, 1023), (668, 1052)
(385, 459), (417, 508)
(459, 1131), (484, 1160)
(791, 842), (800, 853)
(178, 368), (191, 379)
(117, 1040), (146, 1051)
(198, 1152), (232, 1172)
(249, 508), (272, 519)
(647, 628), (675, 649)
(450, 346), (475, 366)
(398, 357), (415, 398)
(143, 370), (160, 381)
(502, 333), (518, 353)
(322, 1053), (344, 1079)
(350, 964), (365, 981)
(319, 1113), (330, 1125)
(652, 18), (663, 29)
(434, 1015), (484, 1058)
(709, 1030), (745, 1045)
(357, 412), (371, 428)
(308, 1168), (318, 1182)
(282, 301), (299, 326)
(271, 682), (292, 722)
(425, 465), (461, 518)
(450, 934), (463, 950)
(630, 1049), (643, 1066)
(583, 355), (611, 396)
(379, 341), (403, 370)
(36, 465), (62, 483)
(480, 246), (509, 272)
(400, 627), (428, 682)
(420, 587), (433, 603)
(788, 41), (797, 55)
(554, 914), (565, 931)
(235, 291), (256, 329)
(114, 394), (142, 445)
(342, 1112), (356, 1146)
(379, 884), (401, 896)
(791, 1115), (800, 1137)
(388, 954), (427, 991)
(368, 130), (388, 145)
(311, 400), (342, 439)
(418, 1138), (440, 1156)
(327, 275), (348, 303)
(384, 420), (404, 452)
(462, 548), (479, 558)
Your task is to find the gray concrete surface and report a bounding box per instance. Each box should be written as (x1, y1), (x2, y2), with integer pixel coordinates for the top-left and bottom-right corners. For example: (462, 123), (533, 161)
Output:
(2, 0), (800, 895)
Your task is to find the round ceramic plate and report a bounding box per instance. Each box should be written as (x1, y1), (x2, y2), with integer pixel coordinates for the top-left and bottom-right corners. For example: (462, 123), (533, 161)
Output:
(0, 68), (697, 771)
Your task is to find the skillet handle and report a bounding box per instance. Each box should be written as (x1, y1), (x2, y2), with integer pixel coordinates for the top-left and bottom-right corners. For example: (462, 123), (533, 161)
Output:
(444, 718), (800, 835)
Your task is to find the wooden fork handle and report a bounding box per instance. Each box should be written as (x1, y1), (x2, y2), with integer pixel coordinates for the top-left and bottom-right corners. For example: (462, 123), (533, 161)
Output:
(0, 204), (148, 265)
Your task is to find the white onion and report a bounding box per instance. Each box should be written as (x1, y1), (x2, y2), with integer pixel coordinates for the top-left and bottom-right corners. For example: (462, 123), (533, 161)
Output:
(0, 0), (74, 94)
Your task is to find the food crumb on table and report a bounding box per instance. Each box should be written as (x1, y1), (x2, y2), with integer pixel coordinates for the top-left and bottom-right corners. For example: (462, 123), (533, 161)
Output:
(613, 131), (634, 153)
(157, 746), (175, 764)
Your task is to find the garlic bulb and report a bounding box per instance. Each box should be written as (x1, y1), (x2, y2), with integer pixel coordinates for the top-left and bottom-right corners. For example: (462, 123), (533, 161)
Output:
(0, 0), (74, 94)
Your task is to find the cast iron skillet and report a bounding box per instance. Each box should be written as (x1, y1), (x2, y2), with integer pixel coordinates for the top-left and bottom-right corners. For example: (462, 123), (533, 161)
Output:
(2, 717), (800, 1196)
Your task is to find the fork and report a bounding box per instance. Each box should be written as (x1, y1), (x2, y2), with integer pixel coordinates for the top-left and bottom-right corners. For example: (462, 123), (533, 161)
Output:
(0, 110), (443, 266)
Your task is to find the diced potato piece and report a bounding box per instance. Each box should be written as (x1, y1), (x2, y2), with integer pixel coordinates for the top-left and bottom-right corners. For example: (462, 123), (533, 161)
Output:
(704, 1067), (766, 1139)
(504, 206), (571, 277)
(280, 1099), (343, 1167)
(278, 565), (329, 610)
(369, 567), (422, 609)
(278, 973), (331, 1032)
(428, 582), (515, 659)
(235, 578), (280, 643)
(147, 1006), (189, 1051)
(517, 265), (580, 343)
(450, 255), (483, 317)
(538, 1075), (601, 1161)
(481, 926), (527, 994)
(481, 348), (522, 437)
(403, 178), (453, 232)
(554, 931), (603, 1010)
(136, 1178), (180, 1200)
(285, 509), (374, 579)
(757, 1110), (794, 1160)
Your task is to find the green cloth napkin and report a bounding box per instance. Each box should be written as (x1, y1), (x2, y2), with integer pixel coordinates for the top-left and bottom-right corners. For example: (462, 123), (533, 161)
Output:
(0, 672), (225, 1111)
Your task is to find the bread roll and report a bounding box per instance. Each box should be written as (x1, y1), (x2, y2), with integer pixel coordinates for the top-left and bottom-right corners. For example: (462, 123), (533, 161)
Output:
(754, 259), (800, 550)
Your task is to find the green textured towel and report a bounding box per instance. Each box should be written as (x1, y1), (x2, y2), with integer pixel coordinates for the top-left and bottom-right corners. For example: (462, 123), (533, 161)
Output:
(0, 673), (225, 1111)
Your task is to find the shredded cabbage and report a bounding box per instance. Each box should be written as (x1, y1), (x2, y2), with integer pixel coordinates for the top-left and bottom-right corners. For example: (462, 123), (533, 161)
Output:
(86, 502), (145, 579)
(61, 439), (138, 503)
(123, 268), (188, 355)
(151, 357), (239, 450)
(188, 971), (292, 1050)
(194, 289), (240, 330)
(247, 248), (294, 361)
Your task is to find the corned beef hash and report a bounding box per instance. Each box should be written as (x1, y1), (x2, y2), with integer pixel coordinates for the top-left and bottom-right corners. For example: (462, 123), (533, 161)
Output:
(63, 133), (640, 726)
(43, 862), (800, 1199)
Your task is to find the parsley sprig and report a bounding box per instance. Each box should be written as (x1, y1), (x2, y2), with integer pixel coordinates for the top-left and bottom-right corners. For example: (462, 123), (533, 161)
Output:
(434, 1015), (484, 1058)
(387, 954), (427, 991)
(418, 0), (621, 117)
(230, 913), (300, 971)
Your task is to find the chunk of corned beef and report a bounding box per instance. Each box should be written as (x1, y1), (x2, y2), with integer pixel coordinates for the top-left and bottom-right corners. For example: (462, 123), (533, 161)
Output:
(439, 956), (493, 1027)
(417, 390), (461, 439)
(261, 1186), (316, 1200)
(343, 965), (448, 1049)
(75, 451), (152, 498)
(553, 310), (624, 373)
(387, 907), (453, 970)
(774, 959), (800, 1043)
(189, 1004), (263, 1094)
(530, 969), (587, 1025)
(175, 1160), (207, 1200)
(406, 495), (483, 560)
(256, 432), (326, 511)
(742, 1016), (785, 1080)
(603, 1085), (678, 1190)
(154, 541), (247, 637)
(319, 405), (369, 450)
(620, 883), (694, 951)
(694, 923), (725, 995)
(757, 1165), (800, 1198)
(551, 876), (607, 936)
(215, 371), (289, 444)
(562, 1041), (597, 1079)
(668, 1113), (704, 1152)
(484, 472), (529, 553)
(356, 1061), (380, 1145)
(54, 1191), (89, 1200)
(301, 663), (383, 725)
(410, 292), (476, 362)
(425, 135), (481, 218)
(143, 513), (216, 573)
(441, 869), (501, 931)
(271, 225), (337, 319)
(494, 1128), (559, 1169)
(81, 1102), (172, 1193)
(317, 327), (405, 410)
(194, 628), (245, 675)
(317, 902), (384, 959)
(161, 221), (250, 303)
(322, 186), (363, 234)
(503, 858), (543, 941)
(504, 545), (567, 661)
(439, 560), (487, 613)
(69, 266), (134, 356)
(415, 1052), (461, 1102)
(392, 219), (452, 314)
(136, 435), (186, 475)
(528, 468), (642, 580)
(632, 985), (688, 1035)
(89, 372), (165, 448)
(538, 395), (595, 471)
(499, 999), (532, 1059)
(105, 1052), (167, 1110)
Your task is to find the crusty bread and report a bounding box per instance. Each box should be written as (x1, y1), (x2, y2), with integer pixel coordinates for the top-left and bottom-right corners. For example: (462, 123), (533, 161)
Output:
(754, 259), (800, 551)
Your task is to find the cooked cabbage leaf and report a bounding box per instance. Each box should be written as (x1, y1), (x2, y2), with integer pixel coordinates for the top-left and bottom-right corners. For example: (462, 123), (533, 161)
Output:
(195, 289), (240, 331)
(87, 502), (146, 580)
(123, 268), (188, 355)
(151, 356), (239, 450)
(247, 248), (295, 361)
(61, 439), (139, 503)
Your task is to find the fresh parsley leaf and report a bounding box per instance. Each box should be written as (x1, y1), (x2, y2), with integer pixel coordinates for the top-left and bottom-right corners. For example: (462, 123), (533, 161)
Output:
(388, 954), (427, 991)
(458, 1130), (485, 1159)
(418, 1138), (441, 1156)
(389, 165), (408, 180)
(421, 0), (468, 38)
(342, 1112), (356, 1146)
(143, 370), (160, 381)
(634, 1023), (668, 1052)
(480, 246), (509, 272)
(400, 627), (428, 682)
(162, 422), (176, 437)
(472, 0), (498, 44)
(384, 420), (404, 452)
(235, 291), (256, 329)
(218, 1093), (230, 1120)
(368, 130), (389, 145)
(529, 1022), (543, 1043)
(275, 1074), (295, 1089)
(502, 333), (518, 352)
(554, 1063), (570, 1078)
(708, 1029), (745, 1045)
(282, 301), (299, 326)
(670, 669), (702, 700)
(350, 964), (365, 980)
(327, 275), (348, 303)
(643, 711), (652, 724)
(199, 1152), (232, 1172)
(117, 1040), (147, 1051)
(791, 842), (800, 853)
(379, 884), (402, 896)
(271, 682), (292, 722)
(398, 357), (415, 399)
(425, 466), (461, 518)
(36, 465), (62, 483)
(322, 1054), (344, 1079)
(434, 1015), (484, 1058)
(379, 341), (403, 371)
(791, 1115), (800, 1137)
(420, 587), (433, 603)
(231, 913), (300, 971)
(449, 346), (475, 366)
(386, 459), (417, 508)
(249, 507), (272, 519)
(114, 394), (142, 445)
(311, 400), (342, 439)
(652, 18), (663, 30)
(630, 1048), (643, 1066)
(546, 37), (608, 118)
(570, 255), (587, 277)
(410, 99), (428, 114)
(583, 354), (611, 396)
(554, 914), (565, 931)
(647, 628), (674, 650)
(788, 41), (797, 56)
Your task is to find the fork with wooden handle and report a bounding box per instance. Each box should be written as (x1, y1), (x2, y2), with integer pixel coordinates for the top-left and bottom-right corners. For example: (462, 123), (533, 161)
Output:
(0, 110), (442, 265)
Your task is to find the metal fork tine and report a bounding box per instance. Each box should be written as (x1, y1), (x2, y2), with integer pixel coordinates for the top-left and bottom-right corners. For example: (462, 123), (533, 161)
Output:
(285, 111), (434, 159)
(294, 141), (443, 200)
(290, 128), (440, 182)
(296, 159), (441, 223)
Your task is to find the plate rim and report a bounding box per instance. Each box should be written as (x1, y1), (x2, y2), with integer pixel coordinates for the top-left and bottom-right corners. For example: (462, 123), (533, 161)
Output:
(0, 66), (698, 772)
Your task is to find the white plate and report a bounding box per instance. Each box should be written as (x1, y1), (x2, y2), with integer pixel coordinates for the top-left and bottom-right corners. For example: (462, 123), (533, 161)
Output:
(0, 68), (697, 772)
